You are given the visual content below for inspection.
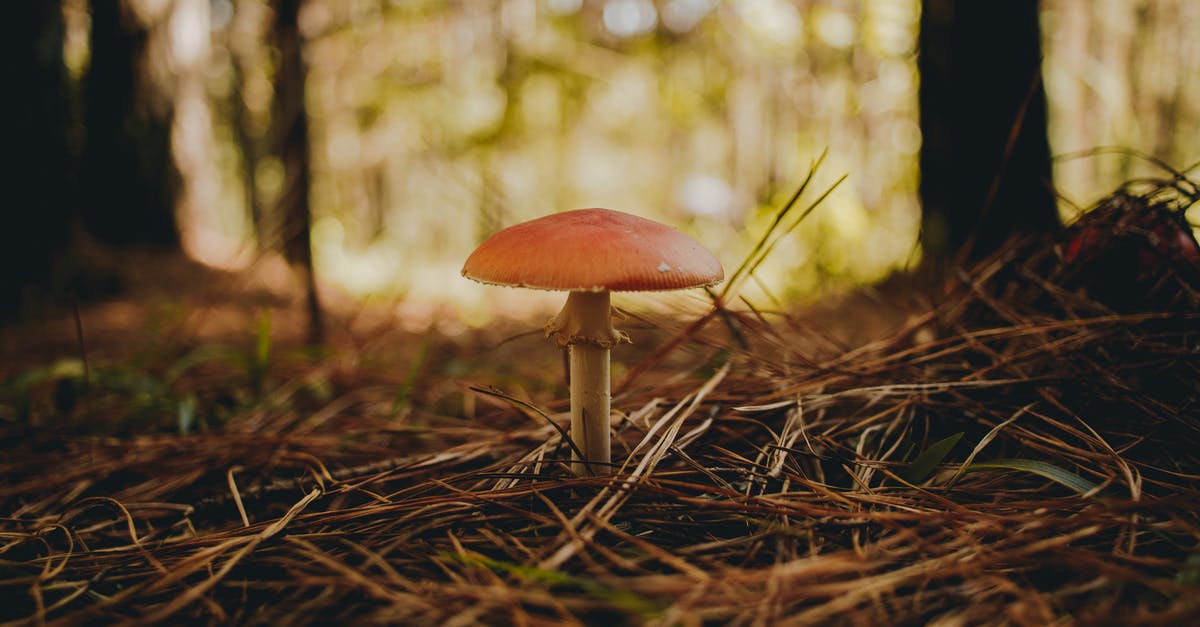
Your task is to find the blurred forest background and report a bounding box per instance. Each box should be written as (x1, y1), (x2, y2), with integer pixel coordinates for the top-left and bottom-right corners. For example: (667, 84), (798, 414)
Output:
(5, 0), (1199, 331)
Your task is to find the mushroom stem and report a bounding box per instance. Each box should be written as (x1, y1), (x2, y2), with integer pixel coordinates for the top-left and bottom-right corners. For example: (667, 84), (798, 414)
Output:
(549, 290), (624, 475)
(570, 339), (610, 475)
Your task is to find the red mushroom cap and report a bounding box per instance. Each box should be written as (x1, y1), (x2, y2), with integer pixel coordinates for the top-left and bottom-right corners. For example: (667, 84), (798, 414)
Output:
(462, 208), (723, 292)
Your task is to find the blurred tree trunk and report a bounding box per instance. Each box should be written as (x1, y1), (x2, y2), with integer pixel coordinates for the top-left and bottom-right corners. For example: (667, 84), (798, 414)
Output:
(80, 0), (180, 248)
(229, 0), (266, 252)
(918, 0), (1059, 267)
(272, 0), (323, 344)
(0, 2), (74, 317)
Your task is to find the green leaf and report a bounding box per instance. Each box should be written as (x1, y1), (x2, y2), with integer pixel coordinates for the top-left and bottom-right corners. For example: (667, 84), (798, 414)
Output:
(7, 358), (86, 391)
(164, 345), (246, 383)
(960, 458), (1100, 496)
(899, 432), (963, 484)
(1178, 551), (1200, 585)
(47, 358), (87, 381)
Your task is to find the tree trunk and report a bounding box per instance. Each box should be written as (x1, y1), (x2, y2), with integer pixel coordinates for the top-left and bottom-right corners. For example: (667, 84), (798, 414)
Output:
(0, 2), (74, 317)
(272, 0), (323, 344)
(80, 0), (180, 249)
(918, 0), (1059, 266)
(229, 0), (267, 251)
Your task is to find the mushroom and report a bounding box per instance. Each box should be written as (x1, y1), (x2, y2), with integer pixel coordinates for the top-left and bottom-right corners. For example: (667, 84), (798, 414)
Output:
(462, 208), (723, 475)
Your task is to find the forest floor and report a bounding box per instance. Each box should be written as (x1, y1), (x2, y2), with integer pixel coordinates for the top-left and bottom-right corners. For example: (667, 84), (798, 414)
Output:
(1, 187), (1199, 625)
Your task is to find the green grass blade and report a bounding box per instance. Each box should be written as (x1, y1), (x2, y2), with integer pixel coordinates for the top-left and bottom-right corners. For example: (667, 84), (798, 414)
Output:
(744, 173), (848, 281)
(451, 553), (663, 617)
(391, 334), (432, 415)
(252, 309), (272, 395)
(721, 150), (827, 300)
(255, 309), (272, 372)
(961, 458), (1100, 495)
(177, 395), (197, 436)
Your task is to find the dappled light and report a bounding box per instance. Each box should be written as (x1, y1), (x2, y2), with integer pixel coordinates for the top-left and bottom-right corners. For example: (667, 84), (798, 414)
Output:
(34, 1), (1200, 318)
(107, 0), (1196, 325)
(169, 0), (928, 314)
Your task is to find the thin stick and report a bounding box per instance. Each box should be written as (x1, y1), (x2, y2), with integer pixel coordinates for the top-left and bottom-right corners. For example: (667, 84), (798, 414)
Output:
(71, 294), (89, 386)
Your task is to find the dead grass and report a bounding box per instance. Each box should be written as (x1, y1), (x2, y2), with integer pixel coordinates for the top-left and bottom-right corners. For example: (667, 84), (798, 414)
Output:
(1, 182), (1198, 625)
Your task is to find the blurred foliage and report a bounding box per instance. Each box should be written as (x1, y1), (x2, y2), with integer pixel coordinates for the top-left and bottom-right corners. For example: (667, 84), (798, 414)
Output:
(1043, 1), (1200, 209)
(0, 308), (327, 436)
(74, 0), (1200, 320)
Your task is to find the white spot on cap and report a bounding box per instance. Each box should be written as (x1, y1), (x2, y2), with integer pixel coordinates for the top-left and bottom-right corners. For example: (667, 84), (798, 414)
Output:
(657, 262), (672, 272)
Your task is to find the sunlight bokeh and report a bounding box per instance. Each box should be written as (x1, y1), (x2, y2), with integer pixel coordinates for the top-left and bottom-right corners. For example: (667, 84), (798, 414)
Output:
(123, 0), (1198, 325)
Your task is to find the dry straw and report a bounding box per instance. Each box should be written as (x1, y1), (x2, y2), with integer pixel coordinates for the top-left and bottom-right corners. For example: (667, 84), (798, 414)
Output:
(1, 176), (1198, 625)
